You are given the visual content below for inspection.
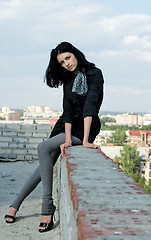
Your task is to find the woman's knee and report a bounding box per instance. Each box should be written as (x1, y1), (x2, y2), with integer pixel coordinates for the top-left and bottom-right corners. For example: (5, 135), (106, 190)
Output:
(37, 141), (48, 154)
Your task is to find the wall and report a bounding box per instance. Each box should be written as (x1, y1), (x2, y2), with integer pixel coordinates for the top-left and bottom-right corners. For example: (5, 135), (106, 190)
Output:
(0, 123), (53, 161)
(59, 146), (151, 240)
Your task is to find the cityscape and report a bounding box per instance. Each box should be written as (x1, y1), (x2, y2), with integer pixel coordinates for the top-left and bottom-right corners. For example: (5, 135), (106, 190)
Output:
(0, 105), (151, 126)
(0, 105), (151, 190)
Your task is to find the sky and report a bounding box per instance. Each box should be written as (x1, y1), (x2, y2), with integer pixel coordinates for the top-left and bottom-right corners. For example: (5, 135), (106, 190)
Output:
(0, 0), (151, 113)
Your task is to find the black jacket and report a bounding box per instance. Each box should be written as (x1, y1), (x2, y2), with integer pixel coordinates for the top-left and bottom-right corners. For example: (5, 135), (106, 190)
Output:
(50, 66), (104, 143)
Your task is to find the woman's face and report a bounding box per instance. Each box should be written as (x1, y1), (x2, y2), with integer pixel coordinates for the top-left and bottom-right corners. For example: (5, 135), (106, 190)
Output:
(57, 52), (78, 71)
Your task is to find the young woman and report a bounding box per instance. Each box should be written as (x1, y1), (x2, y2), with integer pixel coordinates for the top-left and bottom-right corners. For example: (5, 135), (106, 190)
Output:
(4, 42), (104, 233)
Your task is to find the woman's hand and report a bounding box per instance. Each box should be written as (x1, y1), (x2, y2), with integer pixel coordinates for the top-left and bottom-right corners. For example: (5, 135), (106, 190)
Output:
(60, 142), (72, 158)
(83, 141), (101, 151)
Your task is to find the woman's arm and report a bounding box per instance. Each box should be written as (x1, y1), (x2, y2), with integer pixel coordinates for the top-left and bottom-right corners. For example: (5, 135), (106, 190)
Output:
(65, 122), (72, 145)
(60, 122), (72, 157)
(83, 116), (101, 150)
(83, 116), (92, 144)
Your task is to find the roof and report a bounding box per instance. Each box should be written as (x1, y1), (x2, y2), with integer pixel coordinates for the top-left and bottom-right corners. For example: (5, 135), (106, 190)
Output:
(129, 130), (140, 136)
(129, 130), (151, 136)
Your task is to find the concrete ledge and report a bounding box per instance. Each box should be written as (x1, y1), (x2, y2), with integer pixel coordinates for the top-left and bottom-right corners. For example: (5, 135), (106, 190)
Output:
(58, 146), (151, 240)
(58, 154), (78, 240)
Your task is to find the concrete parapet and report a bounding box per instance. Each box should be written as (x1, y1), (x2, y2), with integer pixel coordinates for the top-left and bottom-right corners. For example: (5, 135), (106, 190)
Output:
(0, 123), (52, 161)
(58, 146), (151, 240)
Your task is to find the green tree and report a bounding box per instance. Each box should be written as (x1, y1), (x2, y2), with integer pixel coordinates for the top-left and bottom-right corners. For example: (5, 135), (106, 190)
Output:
(115, 146), (151, 194)
(106, 129), (127, 146)
(101, 117), (116, 126)
(115, 145), (139, 175)
(138, 176), (146, 188)
(129, 171), (140, 182)
(0, 116), (6, 120)
(141, 124), (151, 130)
(144, 180), (151, 194)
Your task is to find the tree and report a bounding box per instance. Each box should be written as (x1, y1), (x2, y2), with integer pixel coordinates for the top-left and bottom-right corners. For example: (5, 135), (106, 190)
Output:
(115, 145), (151, 194)
(129, 171), (140, 182)
(141, 124), (151, 130)
(115, 145), (139, 175)
(0, 116), (6, 120)
(101, 117), (116, 126)
(106, 129), (127, 146)
(138, 176), (146, 188)
(144, 180), (151, 194)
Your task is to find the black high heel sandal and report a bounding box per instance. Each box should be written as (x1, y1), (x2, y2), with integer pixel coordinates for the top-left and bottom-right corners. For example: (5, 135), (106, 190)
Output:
(39, 214), (55, 233)
(4, 214), (16, 223)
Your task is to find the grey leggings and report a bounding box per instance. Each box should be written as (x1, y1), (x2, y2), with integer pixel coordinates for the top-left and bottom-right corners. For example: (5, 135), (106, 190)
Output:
(11, 133), (82, 215)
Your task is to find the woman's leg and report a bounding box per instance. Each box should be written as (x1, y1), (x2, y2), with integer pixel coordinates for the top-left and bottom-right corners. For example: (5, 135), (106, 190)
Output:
(5, 146), (60, 222)
(5, 133), (82, 223)
(38, 133), (82, 216)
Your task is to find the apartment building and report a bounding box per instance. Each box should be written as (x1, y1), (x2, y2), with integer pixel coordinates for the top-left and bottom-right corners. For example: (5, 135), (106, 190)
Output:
(115, 113), (140, 125)
(129, 130), (151, 147)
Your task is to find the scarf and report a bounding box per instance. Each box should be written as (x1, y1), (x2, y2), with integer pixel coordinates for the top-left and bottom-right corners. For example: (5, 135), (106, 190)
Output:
(72, 70), (88, 95)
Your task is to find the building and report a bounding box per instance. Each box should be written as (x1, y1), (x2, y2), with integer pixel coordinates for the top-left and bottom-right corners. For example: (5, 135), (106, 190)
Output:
(129, 130), (151, 147)
(23, 105), (62, 118)
(144, 120), (151, 126)
(140, 149), (151, 182)
(7, 112), (21, 121)
(2, 107), (11, 113)
(94, 130), (114, 146)
(24, 118), (58, 125)
(115, 113), (139, 126)
(0, 107), (20, 120)
(101, 113), (145, 126)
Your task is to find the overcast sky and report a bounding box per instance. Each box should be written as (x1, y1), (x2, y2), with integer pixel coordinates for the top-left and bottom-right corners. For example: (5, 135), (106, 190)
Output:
(0, 0), (151, 113)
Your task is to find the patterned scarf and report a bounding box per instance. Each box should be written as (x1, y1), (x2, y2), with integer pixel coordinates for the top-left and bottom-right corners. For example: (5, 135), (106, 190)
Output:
(72, 70), (88, 95)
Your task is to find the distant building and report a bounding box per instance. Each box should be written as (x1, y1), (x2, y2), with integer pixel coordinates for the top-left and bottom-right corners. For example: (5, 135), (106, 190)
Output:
(7, 112), (21, 121)
(129, 130), (151, 147)
(101, 113), (145, 126)
(94, 130), (114, 146)
(24, 118), (58, 125)
(23, 105), (62, 118)
(2, 107), (11, 113)
(0, 107), (20, 120)
(140, 149), (151, 182)
(23, 106), (50, 118)
(144, 120), (151, 126)
(115, 113), (139, 126)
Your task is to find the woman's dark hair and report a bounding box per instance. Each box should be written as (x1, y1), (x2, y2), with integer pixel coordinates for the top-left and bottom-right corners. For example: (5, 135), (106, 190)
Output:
(45, 41), (95, 88)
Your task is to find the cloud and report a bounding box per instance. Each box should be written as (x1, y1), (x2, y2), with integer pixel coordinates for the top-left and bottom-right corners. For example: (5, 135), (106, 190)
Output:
(0, 0), (151, 111)
(1, 1), (151, 56)
(107, 85), (148, 95)
(104, 84), (151, 112)
(122, 35), (151, 49)
(100, 49), (151, 62)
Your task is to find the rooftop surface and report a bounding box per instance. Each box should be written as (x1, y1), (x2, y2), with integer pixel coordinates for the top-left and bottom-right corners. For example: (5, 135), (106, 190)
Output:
(0, 161), (61, 240)
(65, 146), (151, 240)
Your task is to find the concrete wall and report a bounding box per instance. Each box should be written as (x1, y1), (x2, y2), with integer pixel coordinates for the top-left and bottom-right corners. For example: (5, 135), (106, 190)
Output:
(59, 146), (151, 240)
(57, 155), (78, 240)
(0, 123), (53, 161)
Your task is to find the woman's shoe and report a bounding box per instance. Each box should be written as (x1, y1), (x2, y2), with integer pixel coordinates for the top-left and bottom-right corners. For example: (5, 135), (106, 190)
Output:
(4, 214), (16, 223)
(4, 207), (17, 223)
(39, 215), (54, 233)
